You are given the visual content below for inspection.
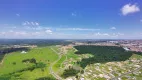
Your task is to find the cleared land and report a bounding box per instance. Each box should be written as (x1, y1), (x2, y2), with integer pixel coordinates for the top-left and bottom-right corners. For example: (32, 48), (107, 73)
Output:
(0, 45), (141, 80)
(0, 47), (58, 80)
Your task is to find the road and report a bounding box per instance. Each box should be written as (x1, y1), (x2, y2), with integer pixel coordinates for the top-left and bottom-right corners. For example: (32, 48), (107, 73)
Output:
(50, 47), (63, 80)
(111, 63), (142, 80)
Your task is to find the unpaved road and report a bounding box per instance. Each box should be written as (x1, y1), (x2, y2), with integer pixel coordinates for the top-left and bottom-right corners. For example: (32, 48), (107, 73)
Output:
(50, 47), (63, 80)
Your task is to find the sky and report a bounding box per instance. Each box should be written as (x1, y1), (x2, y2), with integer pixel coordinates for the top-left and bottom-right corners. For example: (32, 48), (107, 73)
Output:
(0, 0), (142, 39)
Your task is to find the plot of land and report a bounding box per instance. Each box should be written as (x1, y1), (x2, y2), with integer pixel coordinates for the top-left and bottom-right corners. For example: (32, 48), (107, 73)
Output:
(0, 47), (58, 80)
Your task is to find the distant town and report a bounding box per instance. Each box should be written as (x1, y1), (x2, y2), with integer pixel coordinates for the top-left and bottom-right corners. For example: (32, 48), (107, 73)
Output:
(1, 40), (142, 55)
(73, 40), (142, 52)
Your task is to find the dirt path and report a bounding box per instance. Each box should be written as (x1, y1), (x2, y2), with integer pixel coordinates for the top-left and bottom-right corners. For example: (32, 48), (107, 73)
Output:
(50, 47), (63, 80)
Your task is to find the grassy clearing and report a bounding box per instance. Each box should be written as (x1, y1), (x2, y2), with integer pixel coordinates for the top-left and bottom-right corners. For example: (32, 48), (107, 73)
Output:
(129, 53), (142, 59)
(0, 47), (58, 80)
(53, 55), (66, 73)
(66, 48), (78, 60)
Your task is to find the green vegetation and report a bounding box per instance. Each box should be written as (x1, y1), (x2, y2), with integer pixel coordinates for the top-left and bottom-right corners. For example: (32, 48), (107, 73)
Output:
(66, 48), (78, 59)
(0, 54), (4, 62)
(74, 45), (142, 68)
(0, 45), (141, 80)
(22, 58), (37, 64)
(35, 76), (56, 80)
(53, 55), (66, 72)
(61, 68), (80, 78)
(0, 47), (58, 80)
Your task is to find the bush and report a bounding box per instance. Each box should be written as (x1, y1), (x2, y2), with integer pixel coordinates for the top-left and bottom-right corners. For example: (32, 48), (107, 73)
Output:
(61, 68), (79, 78)
(12, 62), (16, 65)
(35, 76), (56, 80)
(22, 58), (36, 64)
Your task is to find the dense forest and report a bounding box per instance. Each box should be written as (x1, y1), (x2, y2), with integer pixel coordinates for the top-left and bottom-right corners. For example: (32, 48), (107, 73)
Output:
(74, 45), (142, 68)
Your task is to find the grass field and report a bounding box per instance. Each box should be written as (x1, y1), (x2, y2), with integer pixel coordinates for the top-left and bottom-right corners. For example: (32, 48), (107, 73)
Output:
(66, 48), (78, 60)
(0, 45), (141, 80)
(0, 46), (81, 80)
(53, 55), (66, 73)
(0, 47), (58, 80)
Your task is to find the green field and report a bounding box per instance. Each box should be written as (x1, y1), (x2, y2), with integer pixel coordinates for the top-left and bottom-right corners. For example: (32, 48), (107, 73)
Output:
(0, 47), (58, 80)
(53, 55), (66, 73)
(1, 45), (141, 80)
(66, 48), (79, 60)
(0, 46), (81, 80)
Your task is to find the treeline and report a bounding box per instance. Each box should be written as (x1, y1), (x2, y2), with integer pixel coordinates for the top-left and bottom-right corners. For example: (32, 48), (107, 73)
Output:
(0, 61), (46, 80)
(35, 76), (56, 80)
(0, 54), (4, 62)
(0, 47), (29, 62)
(74, 45), (142, 68)
(0, 47), (29, 55)
(22, 58), (36, 64)
(61, 68), (80, 78)
(7, 62), (46, 76)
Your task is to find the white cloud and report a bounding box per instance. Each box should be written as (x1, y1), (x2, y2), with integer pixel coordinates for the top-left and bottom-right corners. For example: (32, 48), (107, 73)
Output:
(111, 33), (124, 37)
(26, 21), (30, 25)
(35, 22), (39, 26)
(71, 12), (77, 16)
(45, 29), (53, 34)
(140, 19), (142, 22)
(22, 21), (39, 26)
(56, 28), (100, 31)
(0, 32), (6, 35)
(31, 22), (35, 26)
(22, 22), (27, 26)
(94, 32), (110, 36)
(121, 3), (140, 15)
(9, 30), (14, 33)
(16, 14), (20, 17)
(93, 32), (124, 37)
(110, 27), (116, 30)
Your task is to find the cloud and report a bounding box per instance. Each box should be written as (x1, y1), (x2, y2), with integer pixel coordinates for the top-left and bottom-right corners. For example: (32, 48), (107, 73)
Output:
(121, 3), (140, 15)
(93, 32), (124, 37)
(94, 32), (110, 36)
(31, 22), (35, 26)
(35, 22), (39, 26)
(140, 19), (142, 22)
(16, 14), (20, 17)
(71, 12), (77, 16)
(56, 28), (100, 31)
(22, 21), (39, 26)
(111, 33), (124, 37)
(45, 29), (53, 34)
(110, 27), (116, 30)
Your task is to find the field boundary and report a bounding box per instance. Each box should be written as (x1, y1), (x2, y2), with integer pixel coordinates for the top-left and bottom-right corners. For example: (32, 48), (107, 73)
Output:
(50, 47), (63, 80)
(0, 54), (7, 66)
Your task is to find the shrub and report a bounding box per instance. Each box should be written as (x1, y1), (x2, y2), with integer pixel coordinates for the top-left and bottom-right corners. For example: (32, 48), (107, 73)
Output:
(61, 68), (79, 78)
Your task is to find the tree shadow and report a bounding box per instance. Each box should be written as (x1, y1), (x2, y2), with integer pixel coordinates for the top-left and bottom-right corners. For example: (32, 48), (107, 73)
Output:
(0, 73), (23, 80)
(0, 62), (47, 80)
(35, 76), (56, 80)
(74, 45), (142, 68)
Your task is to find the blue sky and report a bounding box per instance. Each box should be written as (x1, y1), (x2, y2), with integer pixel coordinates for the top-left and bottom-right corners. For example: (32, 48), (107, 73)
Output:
(0, 0), (142, 39)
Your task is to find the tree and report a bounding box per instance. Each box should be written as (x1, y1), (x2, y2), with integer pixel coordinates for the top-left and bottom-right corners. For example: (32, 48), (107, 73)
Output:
(12, 62), (16, 65)
(30, 58), (36, 64)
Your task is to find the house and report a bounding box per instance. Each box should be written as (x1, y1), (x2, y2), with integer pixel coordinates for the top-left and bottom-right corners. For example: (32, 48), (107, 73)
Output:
(21, 51), (27, 54)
